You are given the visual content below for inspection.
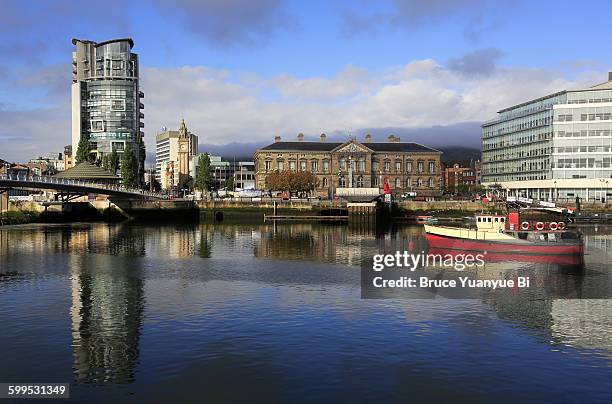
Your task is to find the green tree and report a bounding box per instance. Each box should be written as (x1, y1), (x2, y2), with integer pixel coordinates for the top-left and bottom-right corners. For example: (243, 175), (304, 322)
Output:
(108, 150), (120, 175)
(224, 177), (235, 191)
(101, 154), (110, 171)
(121, 146), (137, 188)
(75, 137), (91, 164)
(195, 153), (213, 191)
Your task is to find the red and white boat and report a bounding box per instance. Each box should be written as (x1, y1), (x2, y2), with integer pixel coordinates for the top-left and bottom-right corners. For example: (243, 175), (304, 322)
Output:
(424, 212), (583, 256)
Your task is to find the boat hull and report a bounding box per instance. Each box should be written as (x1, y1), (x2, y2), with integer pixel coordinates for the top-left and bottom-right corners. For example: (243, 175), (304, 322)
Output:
(425, 233), (584, 256)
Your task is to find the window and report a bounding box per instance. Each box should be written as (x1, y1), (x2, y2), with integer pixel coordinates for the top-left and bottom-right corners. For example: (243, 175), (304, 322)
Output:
(300, 161), (306, 171)
(428, 162), (435, 173)
(417, 161), (424, 173)
(323, 160), (329, 173)
(357, 176), (364, 187)
(372, 160), (379, 171)
(406, 161), (412, 172)
(405, 178), (411, 188)
(289, 161), (296, 171)
(112, 142), (124, 152)
(358, 157), (365, 172)
(428, 178), (433, 188)
(265, 161), (272, 171)
(340, 157), (347, 171)
(373, 176), (379, 186)
(323, 178), (328, 187)
(384, 160), (390, 172)
(395, 161), (401, 173)
(311, 160), (318, 172)
(90, 119), (104, 132)
(111, 99), (125, 111)
(417, 178), (423, 187)
(277, 160), (284, 170)
(395, 178), (401, 188)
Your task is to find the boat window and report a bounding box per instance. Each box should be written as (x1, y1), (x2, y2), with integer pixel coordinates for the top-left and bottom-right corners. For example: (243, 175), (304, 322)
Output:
(494, 218), (498, 222)
(501, 218), (505, 222)
(477, 217), (481, 222)
(487, 218), (491, 222)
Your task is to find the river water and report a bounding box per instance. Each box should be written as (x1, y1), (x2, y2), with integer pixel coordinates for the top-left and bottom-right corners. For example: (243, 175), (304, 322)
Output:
(0, 222), (611, 403)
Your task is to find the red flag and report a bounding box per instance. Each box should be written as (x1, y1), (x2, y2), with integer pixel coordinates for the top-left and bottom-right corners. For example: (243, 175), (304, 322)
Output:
(383, 177), (391, 194)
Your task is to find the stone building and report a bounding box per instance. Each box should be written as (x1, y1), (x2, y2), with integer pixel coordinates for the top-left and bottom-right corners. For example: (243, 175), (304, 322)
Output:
(254, 134), (443, 198)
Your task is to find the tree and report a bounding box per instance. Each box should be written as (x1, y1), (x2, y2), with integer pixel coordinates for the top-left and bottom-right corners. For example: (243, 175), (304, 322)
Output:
(224, 177), (235, 191)
(101, 154), (110, 171)
(121, 146), (137, 188)
(266, 170), (318, 197)
(75, 137), (91, 164)
(108, 150), (120, 175)
(195, 153), (213, 191)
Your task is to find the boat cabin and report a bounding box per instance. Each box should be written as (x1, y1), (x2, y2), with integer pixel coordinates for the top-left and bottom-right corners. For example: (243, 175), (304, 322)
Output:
(475, 214), (506, 232)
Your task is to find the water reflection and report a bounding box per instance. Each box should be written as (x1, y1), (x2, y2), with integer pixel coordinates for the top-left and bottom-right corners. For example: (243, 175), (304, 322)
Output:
(0, 222), (610, 394)
(70, 253), (144, 383)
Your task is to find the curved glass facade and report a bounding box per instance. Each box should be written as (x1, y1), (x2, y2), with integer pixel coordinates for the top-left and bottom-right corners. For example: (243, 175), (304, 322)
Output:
(71, 38), (145, 184)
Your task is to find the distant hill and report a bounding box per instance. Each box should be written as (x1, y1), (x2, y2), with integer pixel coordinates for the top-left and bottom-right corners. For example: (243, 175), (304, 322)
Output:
(438, 146), (481, 166)
(146, 142), (482, 167)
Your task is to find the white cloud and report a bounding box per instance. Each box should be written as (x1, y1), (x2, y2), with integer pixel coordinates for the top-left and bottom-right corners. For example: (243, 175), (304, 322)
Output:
(1, 57), (606, 162)
(141, 60), (602, 148)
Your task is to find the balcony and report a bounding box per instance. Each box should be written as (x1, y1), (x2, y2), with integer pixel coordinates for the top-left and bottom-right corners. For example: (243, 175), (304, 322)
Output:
(139, 91), (144, 98)
(139, 112), (144, 119)
(139, 103), (144, 109)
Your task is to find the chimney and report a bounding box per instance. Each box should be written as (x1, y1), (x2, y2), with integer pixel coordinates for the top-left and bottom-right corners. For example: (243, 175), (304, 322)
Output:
(609, 72), (612, 82)
(297, 133), (304, 142)
(274, 135), (281, 143)
(387, 134), (400, 143)
(364, 133), (372, 143)
(320, 133), (326, 142)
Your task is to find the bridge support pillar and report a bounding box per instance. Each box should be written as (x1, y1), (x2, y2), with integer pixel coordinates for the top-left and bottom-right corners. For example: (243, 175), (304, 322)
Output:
(0, 190), (8, 213)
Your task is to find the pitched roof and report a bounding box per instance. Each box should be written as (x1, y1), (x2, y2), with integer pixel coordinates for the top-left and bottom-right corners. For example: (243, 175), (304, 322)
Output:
(54, 162), (119, 180)
(258, 141), (439, 153)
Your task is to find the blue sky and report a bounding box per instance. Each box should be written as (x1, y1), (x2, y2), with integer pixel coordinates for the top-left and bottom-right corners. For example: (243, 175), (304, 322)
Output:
(2, 0), (612, 162)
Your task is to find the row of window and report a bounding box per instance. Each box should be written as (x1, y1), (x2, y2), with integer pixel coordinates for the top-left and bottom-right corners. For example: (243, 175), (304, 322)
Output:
(555, 130), (612, 137)
(263, 159), (436, 174)
(556, 113), (612, 122)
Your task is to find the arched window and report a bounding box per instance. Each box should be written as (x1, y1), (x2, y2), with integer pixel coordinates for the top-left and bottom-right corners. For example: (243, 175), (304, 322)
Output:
(340, 157), (347, 171)
(406, 178), (411, 188)
(395, 178), (401, 188)
(417, 178), (423, 187)
(323, 177), (328, 187)
(428, 177), (434, 188)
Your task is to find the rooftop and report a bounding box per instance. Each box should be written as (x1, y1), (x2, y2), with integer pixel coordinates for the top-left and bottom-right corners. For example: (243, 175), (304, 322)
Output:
(54, 162), (119, 180)
(258, 140), (440, 153)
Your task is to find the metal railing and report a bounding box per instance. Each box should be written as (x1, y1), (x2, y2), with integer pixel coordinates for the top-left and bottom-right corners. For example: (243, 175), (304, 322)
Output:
(0, 173), (166, 199)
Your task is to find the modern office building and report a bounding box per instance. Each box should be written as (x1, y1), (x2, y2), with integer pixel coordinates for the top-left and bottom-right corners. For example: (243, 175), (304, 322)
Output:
(482, 73), (612, 202)
(71, 38), (145, 185)
(254, 133), (443, 198)
(155, 119), (199, 190)
(190, 155), (256, 190)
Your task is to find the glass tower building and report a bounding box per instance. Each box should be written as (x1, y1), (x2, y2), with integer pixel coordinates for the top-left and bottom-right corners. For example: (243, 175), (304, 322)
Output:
(482, 74), (612, 202)
(71, 38), (145, 185)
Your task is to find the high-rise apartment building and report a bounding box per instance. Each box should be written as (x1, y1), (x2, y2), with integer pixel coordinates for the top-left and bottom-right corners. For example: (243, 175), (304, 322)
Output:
(482, 73), (612, 201)
(71, 38), (145, 185)
(155, 119), (199, 189)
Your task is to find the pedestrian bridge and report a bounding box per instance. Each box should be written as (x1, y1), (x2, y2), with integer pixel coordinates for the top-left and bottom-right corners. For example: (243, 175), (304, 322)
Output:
(0, 174), (164, 201)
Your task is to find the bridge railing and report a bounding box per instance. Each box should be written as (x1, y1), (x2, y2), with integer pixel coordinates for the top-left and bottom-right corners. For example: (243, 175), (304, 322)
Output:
(0, 173), (166, 199)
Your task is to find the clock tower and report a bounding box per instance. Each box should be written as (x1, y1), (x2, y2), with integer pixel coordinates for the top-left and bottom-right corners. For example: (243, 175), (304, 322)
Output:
(177, 118), (190, 179)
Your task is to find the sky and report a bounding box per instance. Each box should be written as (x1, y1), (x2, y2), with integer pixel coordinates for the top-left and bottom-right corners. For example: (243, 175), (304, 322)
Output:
(1, 0), (612, 163)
